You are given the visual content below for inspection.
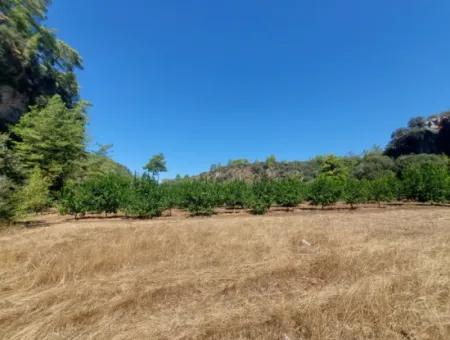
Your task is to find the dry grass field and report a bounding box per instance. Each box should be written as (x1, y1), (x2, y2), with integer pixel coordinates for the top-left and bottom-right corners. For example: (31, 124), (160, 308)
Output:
(1, 207), (450, 339)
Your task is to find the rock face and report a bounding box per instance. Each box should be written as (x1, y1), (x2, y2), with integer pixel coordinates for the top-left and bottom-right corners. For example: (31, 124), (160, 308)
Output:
(0, 85), (28, 131)
(385, 113), (450, 158)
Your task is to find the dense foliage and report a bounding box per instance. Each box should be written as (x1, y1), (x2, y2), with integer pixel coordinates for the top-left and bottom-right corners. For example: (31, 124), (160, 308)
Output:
(0, 0), (82, 131)
(12, 95), (87, 191)
(56, 160), (450, 219)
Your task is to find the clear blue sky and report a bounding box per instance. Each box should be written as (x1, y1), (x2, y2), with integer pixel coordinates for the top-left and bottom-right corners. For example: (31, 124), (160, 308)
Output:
(47, 0), (450, 178)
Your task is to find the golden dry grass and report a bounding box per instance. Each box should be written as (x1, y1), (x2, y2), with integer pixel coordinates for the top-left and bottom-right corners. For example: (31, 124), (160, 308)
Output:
(1, 207), (450, 339)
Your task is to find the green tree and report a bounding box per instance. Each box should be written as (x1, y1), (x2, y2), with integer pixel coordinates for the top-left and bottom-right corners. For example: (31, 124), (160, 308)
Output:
(222, 180), (252, 210)
(0, 176), (15, 221)
(12, 95), (87, 191)
(401, 162), (449, 203)
(247, 177), (275, 214)
(121, 175), (165, 218)
(265, 155), (277, 167)
(14, 167), (50, 216)
(308, 175), (343, 209)
(180, 180), (218, 216)
(59, 180), (92, 219)
(87, 174), (129, 216)
(317, 155), (349, 181)
(367, 175), (398, 207)
(0, 0), (83, 131)
(353, 151), (396, 180)
(78, 144), (131, 180)
(0, 134), (21, 221)
(144, 153), (167, 181)
(273, 177), (305, 209)
(343, 178), (368, 209)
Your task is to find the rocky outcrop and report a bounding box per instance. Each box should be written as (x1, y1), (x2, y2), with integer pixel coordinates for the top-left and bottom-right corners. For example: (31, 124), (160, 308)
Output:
(0, 85), (28, 131)
(385, 112), (450, 158)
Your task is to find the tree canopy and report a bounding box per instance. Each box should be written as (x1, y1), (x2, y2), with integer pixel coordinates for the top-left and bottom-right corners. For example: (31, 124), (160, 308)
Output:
(0, 0), (82, 131)
(12, 95), (87, 190)
(144, 153), (167, 180)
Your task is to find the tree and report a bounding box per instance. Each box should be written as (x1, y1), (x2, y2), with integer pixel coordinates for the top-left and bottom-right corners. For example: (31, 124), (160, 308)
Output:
(317, 155), (348, 181)
(0, 175), (15, 221)
(222, 180), (252, 210)
(0, 133), (21, 221)
(144, 153), (167, 181)
(353, 151), (396, 180)
(247, 177), (275, 214)
(121, 174), (165, 218)
(59, 180), (92, 219)
(273, 177), (305, 209)
(343, 178), (368, 209)
(367, 175), (398, 207)
(401, 162), (448, 203)
(308, 175), (343, 209)
(12, 95), (87, 191)
(265, 155), (277, 167)
(180, 180), (218, 216)
(0, 0), (83, 131)
(80, 144), (131, 179)
(14, 167), (50, 216)
(88, 174), (129, 216)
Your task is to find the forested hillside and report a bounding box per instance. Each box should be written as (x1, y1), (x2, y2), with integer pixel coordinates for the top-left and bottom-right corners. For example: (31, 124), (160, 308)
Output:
(0, 1), (129, 222)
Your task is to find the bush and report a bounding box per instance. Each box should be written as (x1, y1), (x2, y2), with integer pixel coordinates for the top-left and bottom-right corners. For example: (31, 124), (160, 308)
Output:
(89, 174), (129, 215)
(14, 168), (51, 216)
(273, 177), (305, 208)
(121, 175), (164, 218)
(0, 176), (15, 221)
(59, 181), (92, 218)
(343, 178), (368, 208)
(181, 180), (218, 216)
(308, 175), (343, 208)
(222, 180), (252, 209)
(247, 178), (275, 214)
(401, 162), (449, 203)
(367, 175), (398, 207)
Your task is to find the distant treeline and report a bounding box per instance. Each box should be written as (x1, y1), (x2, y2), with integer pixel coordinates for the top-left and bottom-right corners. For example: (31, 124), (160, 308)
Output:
(201, 151), (450, 182)
(58, 155), (450, 218)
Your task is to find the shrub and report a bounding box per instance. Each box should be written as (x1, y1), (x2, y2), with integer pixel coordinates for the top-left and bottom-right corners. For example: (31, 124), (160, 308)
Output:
(343, 178), (368, 208)
(222, 180), (252, 209)
(14, 168), (51, 216)
(247, 178), (275, 214)
(89, 174), (129, 215)
(308, 175), (343, 208)
(59, 181), (92, 218)
(367, 175), (398, 207)
(273, 177), (305, 208)
(353, 152), (396, 180)
(0, 176), (16, 221)
(401, 162), (449, 203)
(181, 180), (218, 216)
(121, 175), (164, 218)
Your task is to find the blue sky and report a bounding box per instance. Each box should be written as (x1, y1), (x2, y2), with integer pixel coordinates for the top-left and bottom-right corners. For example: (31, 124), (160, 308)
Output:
(47, 0), (450, 178)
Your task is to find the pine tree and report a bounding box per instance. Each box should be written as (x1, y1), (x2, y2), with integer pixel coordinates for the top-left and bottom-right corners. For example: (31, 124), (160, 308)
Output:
(12, 95), (87, 191)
